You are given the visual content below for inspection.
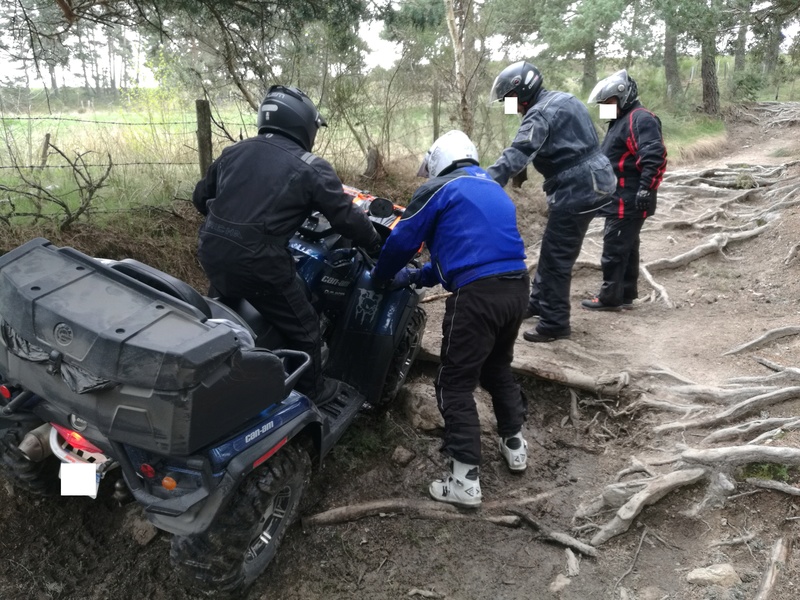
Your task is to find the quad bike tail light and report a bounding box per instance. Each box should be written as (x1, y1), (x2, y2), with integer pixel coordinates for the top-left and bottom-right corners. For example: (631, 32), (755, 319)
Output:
(0, 385), (11, 400)
(51, 422), (104, 455)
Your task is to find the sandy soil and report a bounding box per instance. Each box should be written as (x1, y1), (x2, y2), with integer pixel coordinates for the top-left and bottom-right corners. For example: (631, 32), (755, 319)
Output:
(2, 115), (800, 600)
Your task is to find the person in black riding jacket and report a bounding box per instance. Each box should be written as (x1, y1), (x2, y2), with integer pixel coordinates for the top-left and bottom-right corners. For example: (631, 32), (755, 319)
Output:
(372, 130), (530, 508)
(192, 85), (382, 404)
(487, 60), (617, 343)
(581, 70), (667, 312)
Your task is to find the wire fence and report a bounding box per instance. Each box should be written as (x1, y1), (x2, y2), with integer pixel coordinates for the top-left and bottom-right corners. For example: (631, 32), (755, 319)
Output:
(0, 162), (196, 170)
(0, 111), (207, 227)
(1, 116), (196, 126)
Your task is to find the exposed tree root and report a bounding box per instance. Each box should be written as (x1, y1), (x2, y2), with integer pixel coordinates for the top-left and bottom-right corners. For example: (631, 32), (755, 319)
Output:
(681, 445), (800, 467)
(428, 346), (633, 396)
(653, 387), (800, 433)
(745, 479), (800, 496)
(302, 495), (595, 558)
(722, 326), (800, 356)
(411, 157), (800, 571)
(644, 226), (770, 274)
(303, 493), (555, 527)
(585, 469), (708, 546)
(701, 417), (800, 445)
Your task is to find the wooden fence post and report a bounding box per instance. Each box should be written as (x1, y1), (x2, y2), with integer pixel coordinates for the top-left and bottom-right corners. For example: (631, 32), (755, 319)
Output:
(38, 133), (51, 170)
(196, 99), (212, 177)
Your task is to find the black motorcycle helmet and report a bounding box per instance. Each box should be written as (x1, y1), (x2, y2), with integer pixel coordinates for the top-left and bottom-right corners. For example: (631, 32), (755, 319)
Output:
(256, 85), (327, 151)
(587, 70), (639, 112)
(489, 61), (544, 112)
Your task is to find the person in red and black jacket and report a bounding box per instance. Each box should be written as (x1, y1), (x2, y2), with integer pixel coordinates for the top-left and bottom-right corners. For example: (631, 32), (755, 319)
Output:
(581, 70), (667, 311)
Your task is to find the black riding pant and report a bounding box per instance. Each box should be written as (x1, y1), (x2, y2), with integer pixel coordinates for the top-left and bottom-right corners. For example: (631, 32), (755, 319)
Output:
(598, 217), (644, 307)
(436, 274), (529, 465)
(529, 209), (595, 336)
(246, 278), (323, 399)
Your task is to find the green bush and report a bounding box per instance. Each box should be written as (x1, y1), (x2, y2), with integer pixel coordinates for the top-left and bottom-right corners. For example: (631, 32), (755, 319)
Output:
(729, 70), (764, 102)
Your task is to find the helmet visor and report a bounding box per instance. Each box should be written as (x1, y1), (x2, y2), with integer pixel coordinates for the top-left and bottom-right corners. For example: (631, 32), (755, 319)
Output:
(489, 73), (517, 104)
(416, 151), (431, 178)
(587, 70), (629, 104)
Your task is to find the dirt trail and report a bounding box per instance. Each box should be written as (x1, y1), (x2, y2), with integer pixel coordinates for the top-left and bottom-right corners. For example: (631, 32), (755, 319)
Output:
(2, 115), (800, 600)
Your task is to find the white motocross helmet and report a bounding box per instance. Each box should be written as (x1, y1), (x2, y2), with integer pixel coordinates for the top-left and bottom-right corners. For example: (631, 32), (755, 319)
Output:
(416, 130), (479, 178)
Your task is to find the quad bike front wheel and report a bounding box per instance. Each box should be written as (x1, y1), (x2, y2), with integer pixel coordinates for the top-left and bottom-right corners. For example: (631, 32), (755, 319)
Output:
(170, 443), (311, 594)
(379, 306), (426, 405)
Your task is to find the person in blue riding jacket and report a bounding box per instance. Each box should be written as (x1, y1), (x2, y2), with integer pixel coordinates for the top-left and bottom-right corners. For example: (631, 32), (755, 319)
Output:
(581, 70), (668, 312)
(487, 60), (617, 342)
(371, 130), (529, 508)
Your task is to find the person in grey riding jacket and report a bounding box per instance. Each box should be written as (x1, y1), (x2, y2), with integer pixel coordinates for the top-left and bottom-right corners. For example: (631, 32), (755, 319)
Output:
(372, 130), (529, 508)
(488, 61), (616, 342)
(192, 85), (381, 404)
(581, 70), (667, 311)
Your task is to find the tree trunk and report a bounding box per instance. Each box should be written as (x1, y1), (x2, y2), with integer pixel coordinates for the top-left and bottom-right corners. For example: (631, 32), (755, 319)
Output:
(582, 41), (597, 96)
(734, 0), (752, 73)
(444, 0), (474, 137)
(48, 64), (58, 94)
(664, 19), (681, 102)
(701, 35), (720, 116)
(734, 25), (747, 73)
(107, 29), (117, 95)
(624, 0), (640, 69)
(432, 80), (441, 143)
(762, 17), (784, 76)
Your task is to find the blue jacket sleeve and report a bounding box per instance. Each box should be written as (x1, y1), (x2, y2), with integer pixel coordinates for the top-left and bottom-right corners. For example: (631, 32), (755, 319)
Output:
(372, 186), (440, 282)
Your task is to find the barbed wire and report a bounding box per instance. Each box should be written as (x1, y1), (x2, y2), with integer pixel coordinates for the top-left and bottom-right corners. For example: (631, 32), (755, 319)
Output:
(1, 116), (196, 126)
(0, 161), (196, 170)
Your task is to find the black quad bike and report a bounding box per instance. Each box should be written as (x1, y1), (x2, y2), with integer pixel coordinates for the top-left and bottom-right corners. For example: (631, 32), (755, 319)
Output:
(0, 188), (426, 593)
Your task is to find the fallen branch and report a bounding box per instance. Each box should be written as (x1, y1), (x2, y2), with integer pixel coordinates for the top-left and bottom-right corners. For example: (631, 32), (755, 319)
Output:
(612, 527), (648, 594)
(420, 292), (451, 304)
(565, 548), (580, 577)
(784, 242), (800, 265)
(710, 532), (756, 547)
(754, 537), (792, 600)
(639, 265), (672, 307)
(407, 589), (444, 598)
(509, 509), (598, 557)
(303, 499), (456, 527)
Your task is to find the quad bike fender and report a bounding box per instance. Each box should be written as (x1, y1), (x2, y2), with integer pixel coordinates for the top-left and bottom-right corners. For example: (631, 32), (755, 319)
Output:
(326, 271), (423, 405)
(120, 403), (325, 537)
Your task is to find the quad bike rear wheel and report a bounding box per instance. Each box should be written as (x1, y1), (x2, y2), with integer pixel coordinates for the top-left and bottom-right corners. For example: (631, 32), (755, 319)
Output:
(170, 443), (311, 594)
(0, 425), (60, 496)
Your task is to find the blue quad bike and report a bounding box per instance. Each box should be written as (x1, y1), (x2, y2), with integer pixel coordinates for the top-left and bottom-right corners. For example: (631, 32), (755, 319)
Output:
(0, 192), (426, 593)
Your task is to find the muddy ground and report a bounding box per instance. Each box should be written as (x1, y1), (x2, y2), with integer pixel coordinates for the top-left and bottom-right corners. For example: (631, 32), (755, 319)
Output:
(2, 113), (800, 600)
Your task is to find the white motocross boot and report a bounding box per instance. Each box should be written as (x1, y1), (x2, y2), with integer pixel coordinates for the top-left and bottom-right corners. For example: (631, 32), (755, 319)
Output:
(429, 459), (482, 508)
(499, 431), (528, 472)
